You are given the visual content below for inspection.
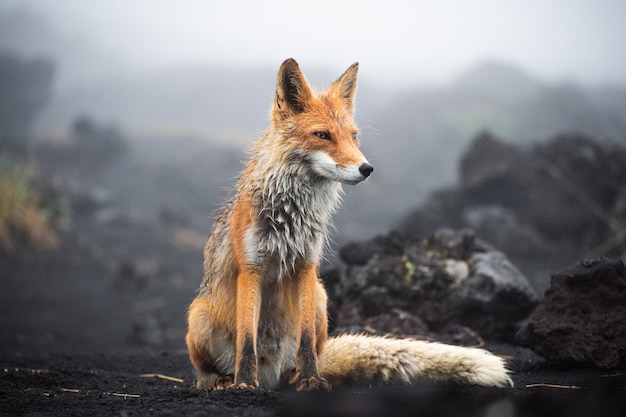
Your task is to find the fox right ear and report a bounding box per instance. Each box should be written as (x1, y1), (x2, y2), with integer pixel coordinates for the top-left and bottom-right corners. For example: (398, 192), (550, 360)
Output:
(274, 58), (313, 117)
(330, 62), (359, 114)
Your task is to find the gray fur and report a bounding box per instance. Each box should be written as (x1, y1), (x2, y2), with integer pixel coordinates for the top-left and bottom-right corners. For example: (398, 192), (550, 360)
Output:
(245, 148), (343, 281)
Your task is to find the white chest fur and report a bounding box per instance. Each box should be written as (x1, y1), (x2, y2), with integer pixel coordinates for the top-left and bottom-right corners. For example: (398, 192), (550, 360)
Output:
(242, 167), (341, 281)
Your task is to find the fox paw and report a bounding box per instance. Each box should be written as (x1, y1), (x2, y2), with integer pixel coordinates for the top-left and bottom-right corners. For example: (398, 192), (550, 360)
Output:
(213, 375), (234, 390)
(233, 382), (258, 390)
(295, 376), (331, 392)
(213, 375), (258, 390)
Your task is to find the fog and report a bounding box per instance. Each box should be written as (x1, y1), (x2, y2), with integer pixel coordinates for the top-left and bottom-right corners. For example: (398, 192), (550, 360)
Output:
(2, 0), (625, 91)
(2, 0), (626, 248)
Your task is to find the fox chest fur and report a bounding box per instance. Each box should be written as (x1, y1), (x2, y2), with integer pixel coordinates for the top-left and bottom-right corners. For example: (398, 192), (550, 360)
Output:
(241, 153), (342, 282)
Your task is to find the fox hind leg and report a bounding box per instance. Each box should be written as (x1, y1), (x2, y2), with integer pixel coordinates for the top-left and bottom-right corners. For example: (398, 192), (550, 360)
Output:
(315, 278), (328, 355)
(186, 297), (237, 389)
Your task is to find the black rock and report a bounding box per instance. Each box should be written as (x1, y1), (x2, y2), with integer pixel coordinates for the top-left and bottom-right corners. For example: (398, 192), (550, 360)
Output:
(517, 257), (626, 369)
(333, 228), (538, 342)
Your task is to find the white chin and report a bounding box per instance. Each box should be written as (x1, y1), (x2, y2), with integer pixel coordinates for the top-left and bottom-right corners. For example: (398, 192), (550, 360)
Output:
(341, 177), (366, 185)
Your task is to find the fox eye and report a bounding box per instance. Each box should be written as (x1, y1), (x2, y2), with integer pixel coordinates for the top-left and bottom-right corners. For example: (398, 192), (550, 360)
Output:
(314, 131), (331, 141)
(352, 132), (358, 141)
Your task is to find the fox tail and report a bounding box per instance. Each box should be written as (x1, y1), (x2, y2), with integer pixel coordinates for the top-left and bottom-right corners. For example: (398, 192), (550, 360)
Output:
(318, 334), (513, 388)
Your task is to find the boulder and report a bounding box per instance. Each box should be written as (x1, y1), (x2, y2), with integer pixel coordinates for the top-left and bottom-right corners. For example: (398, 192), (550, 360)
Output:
(332, 228), (538, 342)
(397, 133), (626, 292)
(517, 258), (626, 368)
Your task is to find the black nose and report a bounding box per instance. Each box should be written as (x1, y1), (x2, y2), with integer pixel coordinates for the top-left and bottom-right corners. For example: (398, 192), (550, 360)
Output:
(359, 162), (374, 177)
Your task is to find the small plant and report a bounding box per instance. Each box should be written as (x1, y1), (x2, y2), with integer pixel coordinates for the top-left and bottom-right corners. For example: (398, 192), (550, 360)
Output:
(0, 154), (58, 254)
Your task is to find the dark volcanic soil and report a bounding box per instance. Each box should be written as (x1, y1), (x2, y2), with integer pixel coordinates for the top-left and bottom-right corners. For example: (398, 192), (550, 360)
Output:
(2, 350), (626, 417)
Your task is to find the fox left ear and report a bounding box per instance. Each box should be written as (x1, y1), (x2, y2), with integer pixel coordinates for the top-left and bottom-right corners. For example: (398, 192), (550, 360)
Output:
(330, 62), (359, 113)
(274, 58), (314, 118)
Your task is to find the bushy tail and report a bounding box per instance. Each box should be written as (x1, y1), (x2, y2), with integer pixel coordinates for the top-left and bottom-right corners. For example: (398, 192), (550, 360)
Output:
(318, 334), (513, 388)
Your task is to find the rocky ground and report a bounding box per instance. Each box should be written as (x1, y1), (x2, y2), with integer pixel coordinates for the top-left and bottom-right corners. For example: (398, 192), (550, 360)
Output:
(2, 133), (626, 416)
(2, 218), (625, 416)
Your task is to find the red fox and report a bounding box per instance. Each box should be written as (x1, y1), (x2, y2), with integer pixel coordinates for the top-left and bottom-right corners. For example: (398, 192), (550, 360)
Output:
(186, 58), (512, 391)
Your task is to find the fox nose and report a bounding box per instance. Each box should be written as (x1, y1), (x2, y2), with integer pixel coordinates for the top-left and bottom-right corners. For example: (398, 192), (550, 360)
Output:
(359, 162), (374, 178)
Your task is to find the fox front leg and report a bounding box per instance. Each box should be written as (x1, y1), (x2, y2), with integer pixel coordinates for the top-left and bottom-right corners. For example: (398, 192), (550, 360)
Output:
(290, 264), (331, 391)
(234, 269), (261, 389)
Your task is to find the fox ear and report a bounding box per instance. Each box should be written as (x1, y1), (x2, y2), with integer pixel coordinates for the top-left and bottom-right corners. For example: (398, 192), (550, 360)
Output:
(274, 58), (313, 117)
(330, 62), (359, 113)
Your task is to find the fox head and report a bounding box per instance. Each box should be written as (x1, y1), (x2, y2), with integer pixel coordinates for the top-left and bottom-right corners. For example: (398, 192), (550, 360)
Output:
(271, 58), (373, 185)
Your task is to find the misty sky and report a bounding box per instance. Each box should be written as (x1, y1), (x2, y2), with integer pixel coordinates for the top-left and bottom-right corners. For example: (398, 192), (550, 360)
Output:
(1, 0), (625, 88)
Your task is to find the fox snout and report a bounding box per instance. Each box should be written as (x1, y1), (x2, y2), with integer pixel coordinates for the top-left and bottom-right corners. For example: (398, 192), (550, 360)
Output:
(359, 162), (374, 178)
(308, 151), (373, 185)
